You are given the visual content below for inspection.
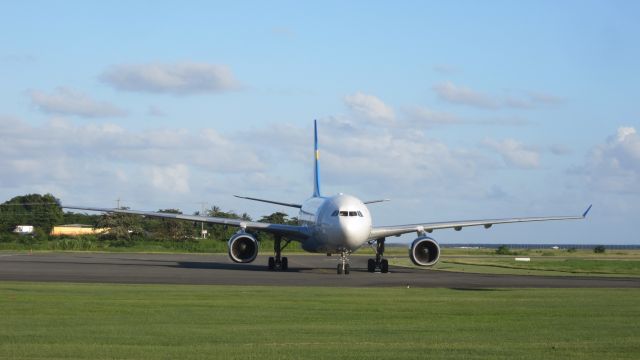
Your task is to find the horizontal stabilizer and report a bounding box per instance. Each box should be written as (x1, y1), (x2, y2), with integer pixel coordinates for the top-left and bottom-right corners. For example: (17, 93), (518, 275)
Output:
(364, 199), (390, 205)
(234, 195), (302, 209)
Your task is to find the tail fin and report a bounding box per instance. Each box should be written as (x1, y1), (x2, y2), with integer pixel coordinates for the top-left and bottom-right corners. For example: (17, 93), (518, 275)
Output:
(313, 119), (321, 198)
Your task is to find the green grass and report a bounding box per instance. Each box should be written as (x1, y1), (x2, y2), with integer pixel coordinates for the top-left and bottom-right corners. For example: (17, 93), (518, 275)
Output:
(0, 282), (639, 359)
(391, 257), (640, 277)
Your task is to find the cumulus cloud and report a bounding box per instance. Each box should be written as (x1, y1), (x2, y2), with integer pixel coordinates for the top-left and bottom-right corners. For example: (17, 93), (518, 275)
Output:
(433, 81), (499, 109)
(527, 92), (566, 106)
(344, 92), (395, 124)
(148, 164), (190, 193)
(433, 81), (565, 110)
(406, 106), (527, 127)
(405, 106), (462, 126)
(28, 87), (126, 118)
(101, 62), (240, 95)
(583, 126), (640, 193)
(482, 138), (540, 169)
(0, 116), (267, 206)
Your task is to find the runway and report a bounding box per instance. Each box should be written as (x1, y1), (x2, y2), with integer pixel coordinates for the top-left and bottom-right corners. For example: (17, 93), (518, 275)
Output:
(0, 252), (638, 288)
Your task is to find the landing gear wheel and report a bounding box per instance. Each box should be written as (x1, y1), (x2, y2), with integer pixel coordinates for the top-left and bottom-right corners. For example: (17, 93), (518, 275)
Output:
(381, 259), (389, 273)
(337, 250), (351, 275)
(367, 259), (375, 273)
(281, 257), (288, 271)
(268, 257), (275, 270)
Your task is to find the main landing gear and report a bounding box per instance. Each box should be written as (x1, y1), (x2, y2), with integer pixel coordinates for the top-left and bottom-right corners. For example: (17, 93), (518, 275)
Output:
(337, 249), (351, 275)
(367, 238), (389, 273)
(268, 235), (289, 271)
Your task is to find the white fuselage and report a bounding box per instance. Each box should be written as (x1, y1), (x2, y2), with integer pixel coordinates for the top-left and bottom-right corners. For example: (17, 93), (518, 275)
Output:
(297, 194), (372, 253)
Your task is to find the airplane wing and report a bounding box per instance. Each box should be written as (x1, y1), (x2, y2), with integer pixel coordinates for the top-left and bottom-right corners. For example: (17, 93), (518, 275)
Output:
(369, 205), (592, 239)
(63, 205), (310, 240)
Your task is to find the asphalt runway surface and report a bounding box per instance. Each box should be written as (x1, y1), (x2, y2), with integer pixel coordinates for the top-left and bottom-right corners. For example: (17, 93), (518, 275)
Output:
(1, 252), (638, 288)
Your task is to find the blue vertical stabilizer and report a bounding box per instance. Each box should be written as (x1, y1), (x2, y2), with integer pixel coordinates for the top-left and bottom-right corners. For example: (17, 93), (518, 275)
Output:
(313, 120), (321, 198)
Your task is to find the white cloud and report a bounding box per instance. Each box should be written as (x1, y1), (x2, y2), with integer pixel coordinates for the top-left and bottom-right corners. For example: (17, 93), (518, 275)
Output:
(584, 126), (640, 193)
(405, 106), (462, 126)
(433, 81), (499, 109)
(344, 92), (395, 124)
(0, 117), (266, 206)
(527, 92), (566, 105)
(148, 164), (190, 194)
(101, 62), (240, 95)
(433, 81), (565, 110)
(28, 87), (126, 118)
(482, 138), (540, 169)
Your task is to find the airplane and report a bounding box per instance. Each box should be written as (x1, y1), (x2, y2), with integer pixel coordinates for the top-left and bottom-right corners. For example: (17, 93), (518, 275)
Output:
(64, 120), (591, 275)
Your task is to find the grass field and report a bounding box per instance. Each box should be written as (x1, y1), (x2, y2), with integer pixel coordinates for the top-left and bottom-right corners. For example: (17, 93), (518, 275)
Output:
(391, 257), (640, 277)
(1, 282), (638, 359)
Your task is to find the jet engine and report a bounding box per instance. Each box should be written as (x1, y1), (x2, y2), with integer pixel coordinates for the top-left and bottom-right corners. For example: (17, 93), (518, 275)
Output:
(228, 233), (259, 263)
(409, 236), (440, 266)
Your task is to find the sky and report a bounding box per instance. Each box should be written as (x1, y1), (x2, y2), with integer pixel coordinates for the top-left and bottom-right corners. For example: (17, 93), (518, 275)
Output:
(1, 1), (639, 244)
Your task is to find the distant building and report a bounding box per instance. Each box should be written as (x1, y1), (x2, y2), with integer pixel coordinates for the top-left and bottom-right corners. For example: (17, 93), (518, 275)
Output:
(50, 224), (108, 236)
(14, 225), (34, 235)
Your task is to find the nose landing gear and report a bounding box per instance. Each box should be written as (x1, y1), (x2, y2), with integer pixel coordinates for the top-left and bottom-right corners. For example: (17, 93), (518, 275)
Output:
(337, 249), (351, 274)
(367, 238), (389, 273)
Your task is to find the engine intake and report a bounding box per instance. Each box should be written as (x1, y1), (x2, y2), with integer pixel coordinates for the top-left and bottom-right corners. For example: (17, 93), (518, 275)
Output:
(228, 233), (259, 263)
(409, 236), (440, 266)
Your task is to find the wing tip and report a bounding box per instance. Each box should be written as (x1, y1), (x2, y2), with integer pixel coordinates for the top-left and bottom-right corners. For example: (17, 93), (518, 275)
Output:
(582, 204), (593, 218)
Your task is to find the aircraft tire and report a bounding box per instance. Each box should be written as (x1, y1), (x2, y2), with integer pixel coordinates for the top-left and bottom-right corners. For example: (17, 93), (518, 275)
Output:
(268, 257), (275, 270)
(367, 259), (375, 272)
(381, 259), (389, 273)
(344, 264), (350, 275)
(337, 264), (343, 274)
(282, 257), (288, 271)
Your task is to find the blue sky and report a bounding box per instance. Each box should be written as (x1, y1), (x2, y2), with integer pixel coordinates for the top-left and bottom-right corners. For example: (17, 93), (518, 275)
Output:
(1, 1), (639, 244)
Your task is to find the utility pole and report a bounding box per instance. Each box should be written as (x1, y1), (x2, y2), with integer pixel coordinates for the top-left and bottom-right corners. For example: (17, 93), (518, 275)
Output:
(115, 198), (123, 209)
(196, 202), (208, 238)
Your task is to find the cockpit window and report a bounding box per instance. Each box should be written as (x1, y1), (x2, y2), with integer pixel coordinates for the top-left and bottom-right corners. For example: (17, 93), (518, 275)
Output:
(357, 211), (363, 217)
(348, 211), (357, 217)
(331, 210), (338, 216)
(339, 211), (349, 216)
(337, 210), (362, 217)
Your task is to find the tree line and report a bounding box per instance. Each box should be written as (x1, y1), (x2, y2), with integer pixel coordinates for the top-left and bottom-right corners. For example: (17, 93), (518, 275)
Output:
(0, 193), (298, 244)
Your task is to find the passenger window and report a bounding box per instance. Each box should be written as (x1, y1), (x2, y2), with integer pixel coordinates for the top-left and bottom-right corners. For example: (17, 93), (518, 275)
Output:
(331, 210), (338, 216)
(357, 211), (363, 217)
(349, 211), (357, 217)
(339, 211), (348, 216)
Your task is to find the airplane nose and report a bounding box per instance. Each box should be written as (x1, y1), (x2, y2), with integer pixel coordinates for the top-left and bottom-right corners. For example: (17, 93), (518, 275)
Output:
(337, 219), (367, 248)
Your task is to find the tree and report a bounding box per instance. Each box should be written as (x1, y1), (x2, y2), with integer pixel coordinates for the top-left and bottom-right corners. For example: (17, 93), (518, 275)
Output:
(156, 209), (194, 240)
(205, 205), (242, 240)
(593, 245), (606, 254)
(0, 193), (63, 234)
(94, 210), (143, 243)
(495, 245), (512, 255)
(259, 212), (289, 224)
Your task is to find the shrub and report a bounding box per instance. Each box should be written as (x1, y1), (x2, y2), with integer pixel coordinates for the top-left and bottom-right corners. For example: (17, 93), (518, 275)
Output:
(495, 245), (512, 255)
(593, 245), (606, 254)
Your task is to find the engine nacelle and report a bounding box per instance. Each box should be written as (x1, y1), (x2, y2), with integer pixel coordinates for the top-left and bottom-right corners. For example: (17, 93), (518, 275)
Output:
(409, 236), (440, 266)
(228, 233), (259, 263)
